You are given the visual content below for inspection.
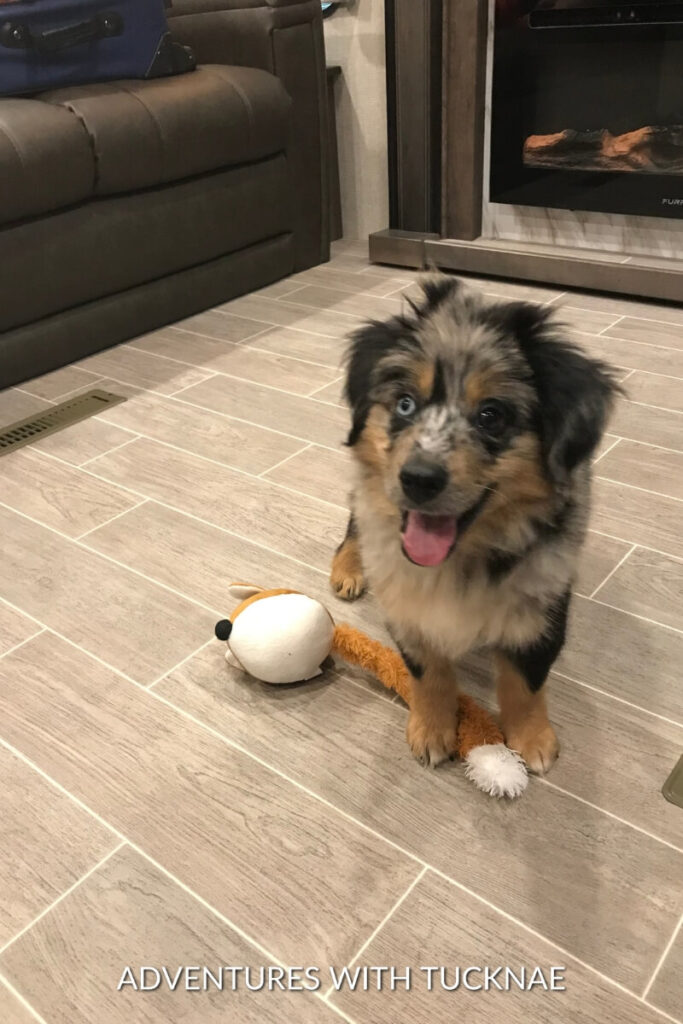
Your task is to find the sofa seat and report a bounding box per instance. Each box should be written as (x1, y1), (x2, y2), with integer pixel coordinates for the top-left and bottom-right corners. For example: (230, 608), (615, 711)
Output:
(0, 99), (94, 227)
(41, 65), (291, 197)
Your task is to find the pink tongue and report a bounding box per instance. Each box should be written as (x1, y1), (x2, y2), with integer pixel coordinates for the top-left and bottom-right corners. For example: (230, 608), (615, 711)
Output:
(401, 512), (458, 567)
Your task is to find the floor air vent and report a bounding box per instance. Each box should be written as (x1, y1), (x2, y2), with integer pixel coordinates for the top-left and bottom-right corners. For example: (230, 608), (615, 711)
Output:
(0, 389), (126, 457)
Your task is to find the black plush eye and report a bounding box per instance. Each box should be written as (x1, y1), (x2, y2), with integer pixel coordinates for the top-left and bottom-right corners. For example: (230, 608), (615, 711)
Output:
(476, 400), (509, 438)
(396, 394), (417, 417)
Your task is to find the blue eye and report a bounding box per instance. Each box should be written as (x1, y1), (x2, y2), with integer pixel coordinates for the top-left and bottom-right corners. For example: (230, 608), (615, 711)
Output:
(396, 395), (417, 417)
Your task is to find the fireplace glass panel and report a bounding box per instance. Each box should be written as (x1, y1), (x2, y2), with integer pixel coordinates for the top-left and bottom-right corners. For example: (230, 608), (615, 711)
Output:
(490, 1), (683, 218)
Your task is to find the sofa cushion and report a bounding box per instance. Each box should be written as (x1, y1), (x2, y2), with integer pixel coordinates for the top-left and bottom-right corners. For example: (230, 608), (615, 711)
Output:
(0, 155), (290, 335)
(41, 65), (291, 196)
(0, 100), (94, 227)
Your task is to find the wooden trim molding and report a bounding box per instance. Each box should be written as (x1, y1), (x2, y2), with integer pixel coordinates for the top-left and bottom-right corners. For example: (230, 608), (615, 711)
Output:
(441, 0), (488, 240)
(386, 0), (443, 233)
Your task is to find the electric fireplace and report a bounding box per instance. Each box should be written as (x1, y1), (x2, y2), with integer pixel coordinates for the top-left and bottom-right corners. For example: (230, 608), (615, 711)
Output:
(490, 1), (683, 218)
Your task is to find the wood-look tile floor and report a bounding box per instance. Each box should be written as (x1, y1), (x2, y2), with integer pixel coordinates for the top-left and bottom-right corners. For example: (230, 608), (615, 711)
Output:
(0, 238), (682, 1023)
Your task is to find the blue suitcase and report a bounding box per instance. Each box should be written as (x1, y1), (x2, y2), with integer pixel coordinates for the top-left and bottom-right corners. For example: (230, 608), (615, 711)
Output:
(0, 0), (195, 96)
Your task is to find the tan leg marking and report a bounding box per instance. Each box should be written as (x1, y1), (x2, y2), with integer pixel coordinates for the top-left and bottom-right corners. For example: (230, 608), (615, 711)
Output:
(330, 534), (366, 602)
(406, 648), (460, 768)
(495, 653), (559, 775)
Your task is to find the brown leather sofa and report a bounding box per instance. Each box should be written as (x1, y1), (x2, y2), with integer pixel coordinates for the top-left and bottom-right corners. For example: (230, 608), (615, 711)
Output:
(0, 0), (329, 390)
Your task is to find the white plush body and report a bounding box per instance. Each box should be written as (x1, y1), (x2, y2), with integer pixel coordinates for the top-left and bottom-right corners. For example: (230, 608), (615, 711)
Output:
(226, 593), (334, 684)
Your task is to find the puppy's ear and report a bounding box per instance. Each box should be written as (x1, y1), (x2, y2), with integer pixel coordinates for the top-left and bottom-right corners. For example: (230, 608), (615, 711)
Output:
(407, 274), (463, 318)
(506, 303), (620, 478)
(344, 320), (404, 446)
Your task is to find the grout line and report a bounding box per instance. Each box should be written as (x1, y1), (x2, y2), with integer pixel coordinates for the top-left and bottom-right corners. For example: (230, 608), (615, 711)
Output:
(338, 669), (400, 708)
(78, 431), (350, 515)
(379, 676), (683, 851)
(23, 456), (683, 646)
(586, 528), (683, 566)
(52, 376), (107, 400)
(550, 668), (683, 730)
(0, 841), (126, 957)
(308, 374), (344, 398)
(167, 371), (219, 398)
(272, 284), (308, 301)
(29, 458), (334, 581)
(585, 598), (683, 638)
(167, 323), (272, 348)
(642, 913), (683, 1000)
(536, 775), (683, 854)
(160, 326), (344, 372)
(76, 498), (149, 541)
(175, 315), (343, 343)
(598, 314), (625, 336)
(147, 638), (215, 690)
(566, 307), (683, 334)
(619, 369), (637, 384)
(215, 301), (365, 329)
(0, 628), (45, 662)
(7, 451), (683, 708)
(574, 326), (683, 357)
(594, 474), (683, 506)
(0, 686), (679, 1023)
(0, 736), (350, 1024)
(593, 436), (621, 465)
(213, 300), (365, 328)
(74, 619), (683, 852)
(430, 867), (683, 1024)
(626, 367), (683, 382)
(0, 973), (49, 1024)
(599, 433), (683, 458)
(330, 866), (427, 988)
(623, 397), (683, 418)
(86, 370), (347, 453)
(239, 343), (343, 373)
(10, 386), (55, 406)
(258, 443), (312, 479)
(0, 499), (222, 621)
(310, 395), (346, 411)
(542, 291), (566, 308)
(588, 543), (637, 599)
(182, 365), (341, 403)
(324, 1002), (359, 1024)
(78, 435), (140, 468)
(0, 726), (675, 1024)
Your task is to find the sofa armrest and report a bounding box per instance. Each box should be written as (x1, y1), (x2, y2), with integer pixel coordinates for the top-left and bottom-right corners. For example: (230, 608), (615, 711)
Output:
(168, 0), (329, 270)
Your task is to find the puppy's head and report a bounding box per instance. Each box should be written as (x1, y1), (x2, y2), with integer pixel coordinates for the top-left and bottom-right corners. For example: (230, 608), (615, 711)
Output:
(345, 276), (618, 568)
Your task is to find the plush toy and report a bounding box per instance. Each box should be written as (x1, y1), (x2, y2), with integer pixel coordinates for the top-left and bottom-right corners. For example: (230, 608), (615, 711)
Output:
(215, 584), (528, 799)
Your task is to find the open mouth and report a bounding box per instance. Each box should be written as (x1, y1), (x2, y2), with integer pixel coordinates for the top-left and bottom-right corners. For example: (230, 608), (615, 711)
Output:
(400, 491), (490, 568)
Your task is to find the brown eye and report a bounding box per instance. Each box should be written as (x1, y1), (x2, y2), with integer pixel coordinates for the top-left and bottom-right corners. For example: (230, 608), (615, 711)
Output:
(477, 401), (508, 437)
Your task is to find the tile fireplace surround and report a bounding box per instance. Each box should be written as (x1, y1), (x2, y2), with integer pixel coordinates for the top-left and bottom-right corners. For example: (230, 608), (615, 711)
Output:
(375, 0), (683, 302)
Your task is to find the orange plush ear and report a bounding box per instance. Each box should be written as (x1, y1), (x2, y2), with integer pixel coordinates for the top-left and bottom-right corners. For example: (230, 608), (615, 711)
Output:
(231, 588), (299, 621)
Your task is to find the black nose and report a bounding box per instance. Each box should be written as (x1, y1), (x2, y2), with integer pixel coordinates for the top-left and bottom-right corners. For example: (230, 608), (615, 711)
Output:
(400, 460), (448, 504)
(215, 619), (233, 641)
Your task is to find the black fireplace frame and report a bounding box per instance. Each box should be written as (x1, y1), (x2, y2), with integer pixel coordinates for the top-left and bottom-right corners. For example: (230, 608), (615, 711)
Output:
(489, 11), (683, 220)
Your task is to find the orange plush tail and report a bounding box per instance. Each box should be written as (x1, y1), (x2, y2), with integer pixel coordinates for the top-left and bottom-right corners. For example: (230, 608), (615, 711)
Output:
(331, 624), (506, 752)
(332, 624), (413, 704)
(331, 623), (526, 798)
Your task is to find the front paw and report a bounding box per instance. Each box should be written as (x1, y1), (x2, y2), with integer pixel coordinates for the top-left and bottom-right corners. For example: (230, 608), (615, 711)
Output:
(406, 708), (459, 768)
(331, 569), (366, 602)
(506, 723), (559, 775)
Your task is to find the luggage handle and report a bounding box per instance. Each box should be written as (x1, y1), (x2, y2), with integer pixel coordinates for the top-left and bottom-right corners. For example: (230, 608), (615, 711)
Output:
(0, 11), (124, 53)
